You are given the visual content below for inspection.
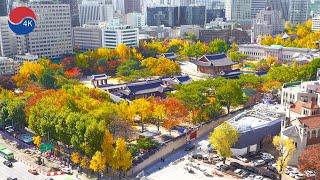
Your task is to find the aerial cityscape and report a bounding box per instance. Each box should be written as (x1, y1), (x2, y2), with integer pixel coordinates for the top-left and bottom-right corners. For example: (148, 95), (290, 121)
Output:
(0, 0), (320, 179)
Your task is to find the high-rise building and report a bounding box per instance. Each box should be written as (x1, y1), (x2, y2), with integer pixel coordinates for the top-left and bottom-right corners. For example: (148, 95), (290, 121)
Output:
(73, 25), (102, 51)
(312, 15), (320, 31)
(251, 0), (267, 18)
(0, 57), (18, 75)
(124, 0), (141, 14)
(0, 17), (16, 57)
(252, 7), (285, 43)
(206, 8), (225, 23)
(101, 20), (139, 49)
(0, 0), (7, 16)
(146, 5), (206, 27)
(147, 6), (180, 27)
(79, 0), (114, 26)
(225, 0), (252, 29)
(17, 3), (73, 59)
(288, 0), (309, 25)
(180, 5), (206, 26)
(126, 12), (146, 28)
(59, 0), (80, 27)
(267, 0), (289, 20)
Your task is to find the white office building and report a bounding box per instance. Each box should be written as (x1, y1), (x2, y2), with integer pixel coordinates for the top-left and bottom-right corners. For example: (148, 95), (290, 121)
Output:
(73, 25), (102, 50)
(79, 0), (114, 26)
(125, 12), (146, 28)
(16, 4), (73, 59)
(312, 15), (320, 31)
(0, 57), (18, 75)
(14, 53), (39, 64)
(101, 21), (139, 49)
(0, 16), (17, 57)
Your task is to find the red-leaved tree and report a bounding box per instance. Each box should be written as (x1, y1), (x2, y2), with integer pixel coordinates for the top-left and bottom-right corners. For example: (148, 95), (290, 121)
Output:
(299, 144), (320, 177)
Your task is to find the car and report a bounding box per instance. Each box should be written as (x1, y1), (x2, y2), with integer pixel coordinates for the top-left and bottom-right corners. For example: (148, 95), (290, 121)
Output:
(294, 173), (304, 180)
(191, 153), (203, 159)
(61, 167), (72, 174)
(254, 175), (264, 180)
(236, 155), (249, 163)
(240, 171), (250, 178)
(3, 161), (13, 167)
(305, 170), (316, 177)
(203, 171), (213, 177)
(253, 159), (265, 167)
(28, 169), (38, 175)
(7, 177), (17, 180)
(234, 169), (243, 174)
(184, 144), (195, 151)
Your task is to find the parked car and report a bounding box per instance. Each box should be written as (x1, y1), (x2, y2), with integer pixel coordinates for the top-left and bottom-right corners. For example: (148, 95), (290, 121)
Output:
(7, 177), (17, 180)
(294, 173), (305, 180)
(253, 160), (265, 167)
(3, 161), (13, 167)
(236, 155), (249, 163)
(184, 144), (195, 151)
(305, 170), (316, 177)
(28, 169), (38, 175)
(254, 175), (264, 180)
(61, 167), (72, 174)
(191, 153), (203, 160)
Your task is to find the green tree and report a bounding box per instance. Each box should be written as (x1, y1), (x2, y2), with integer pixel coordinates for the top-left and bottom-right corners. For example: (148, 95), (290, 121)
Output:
(216, 81), (244, 114)
(273, 136), (296, 180)
(209, 122), (239, 163)
(116, 60), (141, 77)
(208, 39), (229, 54)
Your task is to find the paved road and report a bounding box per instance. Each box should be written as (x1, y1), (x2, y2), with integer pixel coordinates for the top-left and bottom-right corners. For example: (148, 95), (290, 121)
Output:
(0, 156), (46, 180)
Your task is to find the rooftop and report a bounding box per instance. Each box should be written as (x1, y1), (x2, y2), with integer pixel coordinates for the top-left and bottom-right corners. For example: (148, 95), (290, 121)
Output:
(193, 54), (236, 67)
(299, 115), (320, 129)
(228, 103), (285, 133)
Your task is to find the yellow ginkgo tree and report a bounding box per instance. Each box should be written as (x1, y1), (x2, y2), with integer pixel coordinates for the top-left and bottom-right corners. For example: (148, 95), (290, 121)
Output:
(273, 136), (296, 180)
(209, 122), (239, 164)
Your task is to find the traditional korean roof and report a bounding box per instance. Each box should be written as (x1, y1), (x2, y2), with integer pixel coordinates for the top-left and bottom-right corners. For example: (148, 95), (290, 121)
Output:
(193, 54), (236, 67)
(121, 80), (164, 96)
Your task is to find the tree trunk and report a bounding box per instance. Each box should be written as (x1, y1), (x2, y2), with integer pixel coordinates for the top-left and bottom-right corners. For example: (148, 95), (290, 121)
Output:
(223, 157), (226, 164)
(279, 174), (282, 180)
(141, 122), (144, 133)
(157, 120), (160, 132)
(227, 105), (230, 114)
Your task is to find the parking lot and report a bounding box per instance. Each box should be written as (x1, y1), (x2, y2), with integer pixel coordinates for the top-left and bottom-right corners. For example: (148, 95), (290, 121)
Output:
(145, 137), (316, 180)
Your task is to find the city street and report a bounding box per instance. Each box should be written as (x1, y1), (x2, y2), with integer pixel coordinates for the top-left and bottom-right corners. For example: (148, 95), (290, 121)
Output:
(0, 155), (46, 180)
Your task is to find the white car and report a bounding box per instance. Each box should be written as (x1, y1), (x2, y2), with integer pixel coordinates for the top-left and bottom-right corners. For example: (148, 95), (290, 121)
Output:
(236, 155), (249, 163)
(253, 160), (265, 166)
(61, 167), (72, 174)
(234, 169), (242, 174)
(305, 170), (316, 177)
(253, 175), (264, 180)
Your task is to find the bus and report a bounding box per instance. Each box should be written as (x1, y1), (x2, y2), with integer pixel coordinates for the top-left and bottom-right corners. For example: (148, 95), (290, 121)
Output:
(0, 145), (14, 160)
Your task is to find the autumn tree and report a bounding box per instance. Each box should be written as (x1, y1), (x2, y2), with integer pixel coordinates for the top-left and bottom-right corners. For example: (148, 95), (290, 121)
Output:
(299, 144), (320, 176)
(80, 156), (90, 170)
(111, 138), (132, 175)
(33, 135), (42, 148)
(209, 122), (239, 163)
(216, 80), (244, 114)
(71, 152), (81, 165)
(101, 130), (114, 170)
(115, 101), (135, 138)
(273, 136), (296, 180)
(151, 98), (167, 131)
(90, 151), (106, 174)
(163, 97), (188, 134)
(132, 99), (152, 132)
